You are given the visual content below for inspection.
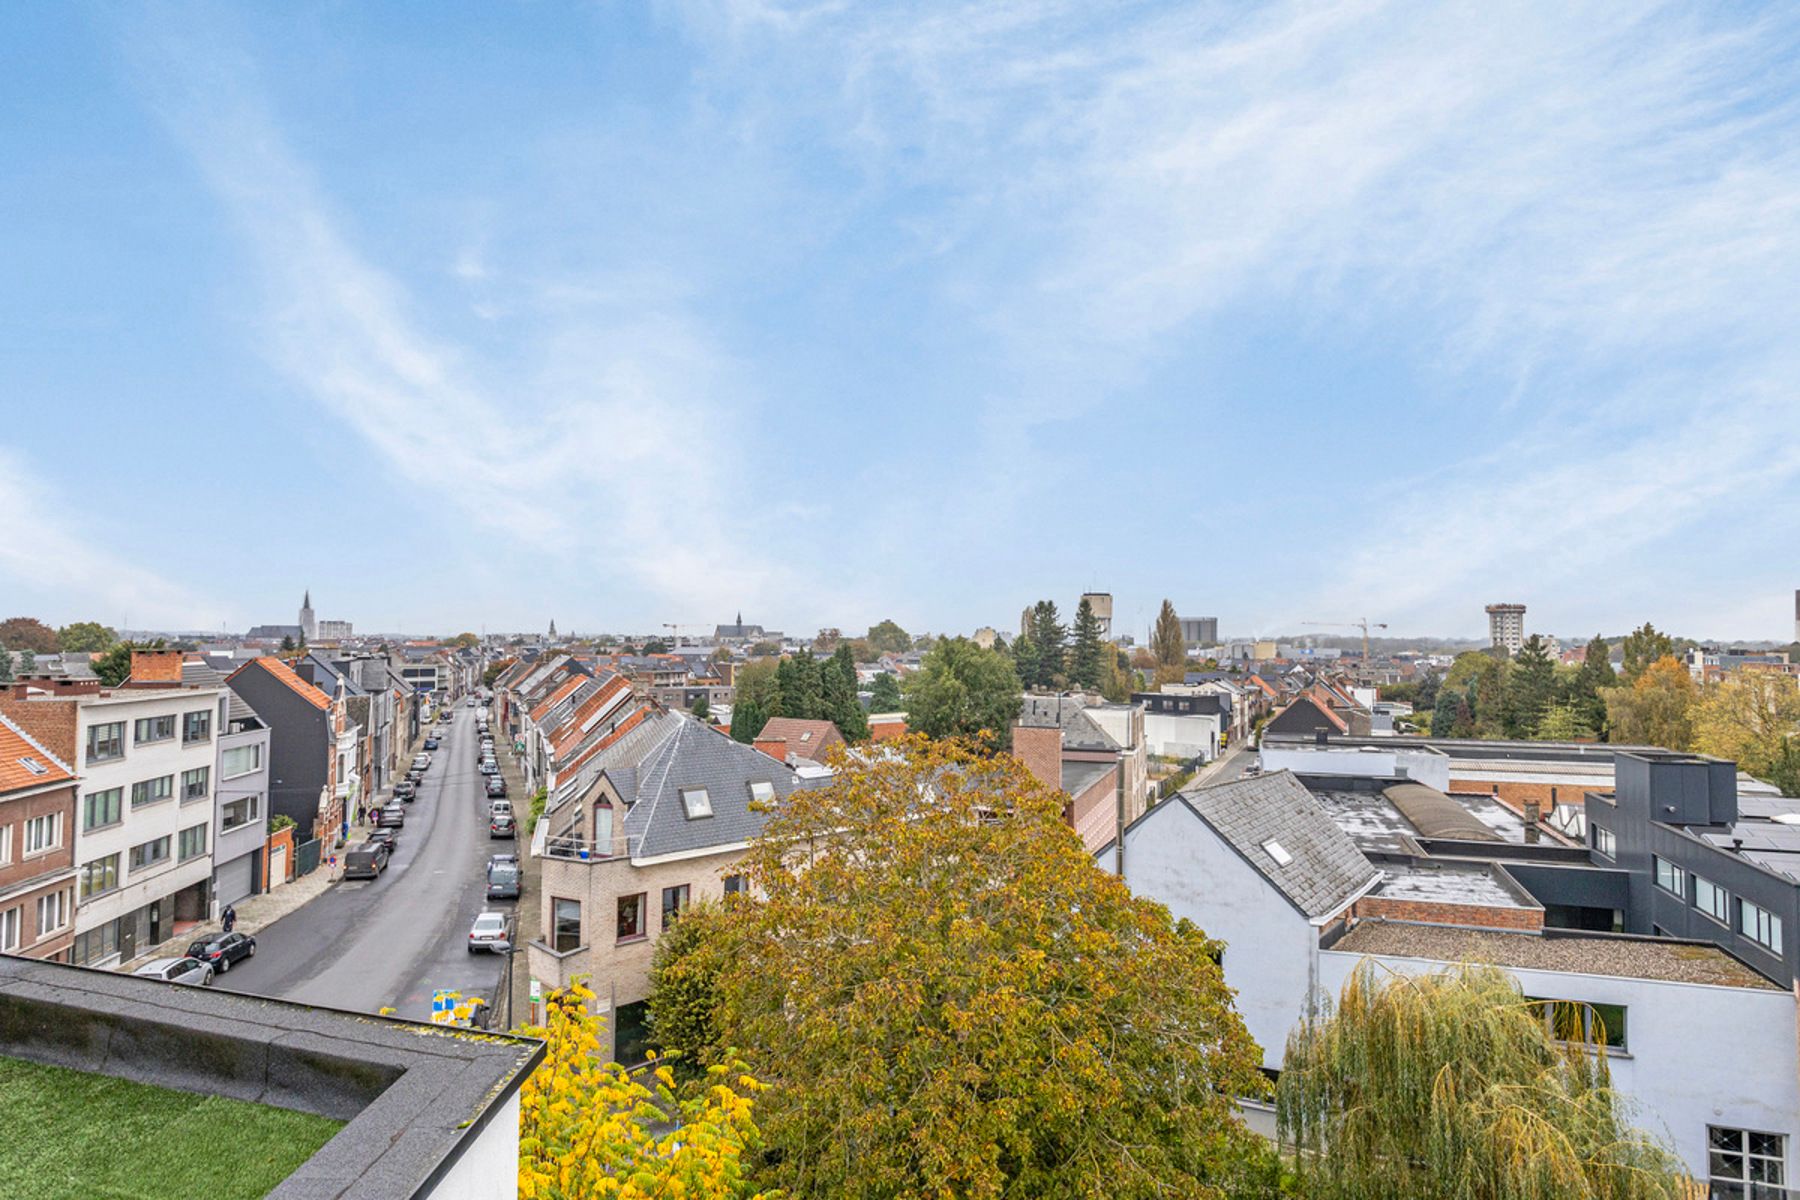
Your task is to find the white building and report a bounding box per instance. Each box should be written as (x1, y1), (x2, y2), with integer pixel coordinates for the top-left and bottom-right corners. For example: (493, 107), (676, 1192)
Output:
(1486, 602), (1527, 655)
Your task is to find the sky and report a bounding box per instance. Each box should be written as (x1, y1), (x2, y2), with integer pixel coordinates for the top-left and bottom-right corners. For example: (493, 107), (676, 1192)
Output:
(2, 2), (1798, 644)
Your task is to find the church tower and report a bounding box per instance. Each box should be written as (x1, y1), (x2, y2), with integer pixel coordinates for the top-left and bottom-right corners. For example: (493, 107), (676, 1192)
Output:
(548, 618), (557, 640)
(299, 590), (317, 643)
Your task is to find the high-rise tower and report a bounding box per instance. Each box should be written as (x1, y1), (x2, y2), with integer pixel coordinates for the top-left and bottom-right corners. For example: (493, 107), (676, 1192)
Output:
(1486, 603), (1526, 655)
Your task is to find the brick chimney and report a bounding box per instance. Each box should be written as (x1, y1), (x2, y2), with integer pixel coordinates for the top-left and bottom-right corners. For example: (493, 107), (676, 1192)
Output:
(130, 648), (185, 684)
(1011, 723), (1063, 792)
(754, 735), (788, 763)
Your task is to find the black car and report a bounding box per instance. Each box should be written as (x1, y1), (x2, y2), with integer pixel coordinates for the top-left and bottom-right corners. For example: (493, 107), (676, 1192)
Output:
(186, 931), (256, 973)
(485, 776), (507, 798)
(424, 737), (440, 750)
(344, 841), (390, 879)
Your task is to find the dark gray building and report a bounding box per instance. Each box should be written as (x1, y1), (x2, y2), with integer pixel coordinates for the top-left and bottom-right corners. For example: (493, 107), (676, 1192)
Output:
(227, 658), (334, 843)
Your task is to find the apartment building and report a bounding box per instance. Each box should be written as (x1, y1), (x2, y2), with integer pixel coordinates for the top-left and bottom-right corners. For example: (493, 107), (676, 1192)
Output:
(176, 660), (272, 910)
(0, 713), (78, 960)
(0, 653), (226, 967)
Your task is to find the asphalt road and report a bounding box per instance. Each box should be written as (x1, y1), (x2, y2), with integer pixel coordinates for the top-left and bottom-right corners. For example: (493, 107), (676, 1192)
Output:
(215, 705), (516, 1021)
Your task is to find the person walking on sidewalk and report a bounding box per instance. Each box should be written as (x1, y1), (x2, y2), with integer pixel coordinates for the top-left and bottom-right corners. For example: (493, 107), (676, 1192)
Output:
(222, 904), (237, 934)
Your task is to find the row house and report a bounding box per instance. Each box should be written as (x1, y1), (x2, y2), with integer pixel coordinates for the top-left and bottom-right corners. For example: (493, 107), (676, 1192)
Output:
(0, 656), (227, 967)
(177, 660), (272, 910)
(1011, 693), (1148, 870)
(227, 656), (345, 849)
(0, 713), (77, 960)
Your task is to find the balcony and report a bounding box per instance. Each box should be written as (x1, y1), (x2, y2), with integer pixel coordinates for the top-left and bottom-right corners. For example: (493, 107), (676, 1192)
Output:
(540, 833), (614, 862)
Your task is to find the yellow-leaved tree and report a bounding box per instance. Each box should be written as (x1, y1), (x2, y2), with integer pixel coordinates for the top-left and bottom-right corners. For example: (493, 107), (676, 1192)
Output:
(1693, 670), (1800, 793)
(514, 979), (774, 1200)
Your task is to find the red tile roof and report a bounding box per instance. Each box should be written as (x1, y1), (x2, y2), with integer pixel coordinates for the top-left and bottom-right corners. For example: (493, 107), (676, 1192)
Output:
(0, 712), (75, 794)
(230, 656), (330, 711)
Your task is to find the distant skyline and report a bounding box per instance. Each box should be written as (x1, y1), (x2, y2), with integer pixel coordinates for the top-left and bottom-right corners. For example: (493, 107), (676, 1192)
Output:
(4, 4), (1798, 642)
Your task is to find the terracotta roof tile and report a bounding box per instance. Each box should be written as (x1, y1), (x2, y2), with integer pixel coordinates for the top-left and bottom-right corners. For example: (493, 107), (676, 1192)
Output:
(230, 656), (331, 711)
(0, 712), (75, 794)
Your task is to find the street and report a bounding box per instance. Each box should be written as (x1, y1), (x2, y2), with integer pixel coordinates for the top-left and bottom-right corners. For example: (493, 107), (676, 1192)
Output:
(215, 704), (515, 1022)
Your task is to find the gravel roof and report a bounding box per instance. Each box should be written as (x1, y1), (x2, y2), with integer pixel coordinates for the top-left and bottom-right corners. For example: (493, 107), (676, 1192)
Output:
(1331, 920), (1777, 990)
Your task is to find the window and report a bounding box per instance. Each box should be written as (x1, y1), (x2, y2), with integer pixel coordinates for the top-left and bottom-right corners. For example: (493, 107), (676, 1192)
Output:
(181, 766), (210, 802)
(134, 715), (176, 745)
(1528, 996), (1627, 1051)
(182, 709), (212, 744)
(86, 721), (125, 763)
(0, 824), (10, 867)
(1709, 1126), (1785, 1196)
(1261, 839), (1294, 867)
(128, 837), (171, 872)
(552, 898), (582, 953)
(221, 796), (260, 831)
(72, 919), (119, 966)
(0, 907), (18, 953)
(1592, 825), (1616, 858)
(23, 813), (58, 854)
(1695, 875), (1731, 925)
(616, 892), (646, 941)
(723, 874), (746, 895)
(177, 824), (207, 862)
(662, 884), (690, 925)
(17, 755), (46, 776)
(79, 854), (120, 900)
(131, 776), (174, 808)
(83, 788), (123, 831)
(680, 787), (712, 820)
(748, 780), (775, 805)
(36, 890), (68, 935)
(1740, 900), (1783, 954)
(1653, 856), (1686, 898)
(221, 743), (263, 778)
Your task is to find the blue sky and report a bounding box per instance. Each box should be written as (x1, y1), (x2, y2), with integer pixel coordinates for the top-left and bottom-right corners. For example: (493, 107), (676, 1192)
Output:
(3, 2), (1798, 643)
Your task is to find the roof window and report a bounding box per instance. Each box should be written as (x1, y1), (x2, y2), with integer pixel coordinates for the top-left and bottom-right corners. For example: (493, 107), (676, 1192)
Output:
(18, 756), (47, 775)
(1261, 839), (1294, 867)
(748, 780), (775, 804)
(680, 787), (713, 820)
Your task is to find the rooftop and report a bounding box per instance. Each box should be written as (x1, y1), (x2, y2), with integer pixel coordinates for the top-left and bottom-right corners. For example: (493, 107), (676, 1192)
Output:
(1330, 920), (1777, 990)
(1371, 860), (1538, 910)
(1310, 786), (1539, 851)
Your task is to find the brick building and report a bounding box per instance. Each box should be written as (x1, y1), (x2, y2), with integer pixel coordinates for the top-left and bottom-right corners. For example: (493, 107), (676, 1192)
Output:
(0, 712), (78, 960)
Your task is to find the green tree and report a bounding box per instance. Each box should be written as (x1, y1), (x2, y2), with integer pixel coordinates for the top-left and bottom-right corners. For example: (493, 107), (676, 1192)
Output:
(18, 649), (34, 674)
(1534, 701), (1592, 741)
(1569, 636), (1615, 737)
(868, 671), (903, 712)
(280, 635), (295, 653)
(0, 617), (57, 655)
(708, 736), (1270, 1199)
(446, 631), (479, 649)
(734, 658), (781, 714)
(647, 903), (730, 1075)
(1069, 597), (1105, 690)
(901, 637), (1024, 752)
(1619, 623), (1675, 684)
(825, 644), (870, 742)
(56, 621), (117, 654)
(1152, 599), (1185, 673)
(0, 644), (11, 684)
(1692, 672), (1800, 793)
(1280, 963), (1686, 1200)
(777, 655), (822, 719)
(1030, 600), (1065, 689)
(1603, 656), (1696, 750)
(730, 696), (768, 744)
(865, 619), (911, 656)
(92, 641), (136, 687)
(641, 639), (669, 655)
(690, 695), (711, 721)
(1503, 635), (1557, 737)
(1430, 687), (1463, 737)
(1010, 629), (1041, 694)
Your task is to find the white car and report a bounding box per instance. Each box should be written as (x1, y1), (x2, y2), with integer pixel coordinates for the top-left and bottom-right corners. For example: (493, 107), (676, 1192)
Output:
(468, 911), (511, 955)
(133, 956), (215, 986)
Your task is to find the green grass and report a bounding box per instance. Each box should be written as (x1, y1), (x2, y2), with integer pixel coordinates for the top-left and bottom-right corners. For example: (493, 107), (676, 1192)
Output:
(0, 1056), (345, 1200)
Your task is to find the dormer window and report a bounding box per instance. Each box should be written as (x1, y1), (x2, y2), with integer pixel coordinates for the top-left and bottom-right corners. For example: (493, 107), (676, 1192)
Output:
(681, 787), (713, 819)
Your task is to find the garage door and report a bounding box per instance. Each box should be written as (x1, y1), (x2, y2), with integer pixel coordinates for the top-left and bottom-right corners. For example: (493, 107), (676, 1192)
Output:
(214, 853), (256, 908)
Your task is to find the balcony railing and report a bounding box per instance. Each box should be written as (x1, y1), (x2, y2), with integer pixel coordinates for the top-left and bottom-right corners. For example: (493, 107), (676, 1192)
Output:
(542, 833), (615, 862)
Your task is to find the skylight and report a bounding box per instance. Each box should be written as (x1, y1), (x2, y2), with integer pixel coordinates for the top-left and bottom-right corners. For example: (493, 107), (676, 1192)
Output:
(748, 780), (775, 804)
(1261, 839), (1294, 867)
(680, 787), (713, 820)
(17, 756), (47, 776)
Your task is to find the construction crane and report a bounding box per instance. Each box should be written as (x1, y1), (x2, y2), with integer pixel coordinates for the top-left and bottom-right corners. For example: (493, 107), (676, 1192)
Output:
(662, 622), (700, 648)
(1301, 619), (1388, 661)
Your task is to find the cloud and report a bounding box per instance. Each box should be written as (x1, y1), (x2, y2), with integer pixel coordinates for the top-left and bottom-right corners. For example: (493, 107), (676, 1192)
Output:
(0, 449), (225, 629)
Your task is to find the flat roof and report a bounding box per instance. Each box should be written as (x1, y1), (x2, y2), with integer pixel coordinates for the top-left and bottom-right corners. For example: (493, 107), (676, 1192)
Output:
(0, 955), (544, 1199)
(1310, 787), (1537, 850)
(1373, 861), (1536, 909)
(1330, 920), (1777, 990)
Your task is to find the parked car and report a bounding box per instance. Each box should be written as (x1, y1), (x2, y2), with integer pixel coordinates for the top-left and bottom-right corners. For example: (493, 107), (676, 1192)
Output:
(467, 697), (478, 707)
(485, 777), (507, 799)
(479, 759), (498, 776)
(488, 852), (518, 871)
(485, 858), (520, 900)
(407, 766), (425, 785)
(489, 798), (512, 818)
(412, 752), (431, 770)
(377, 802), (406, 828)
(134, 956), (214, 986)
(468, 911), (510, 953)
(394, 779), (417, 801)
(344, 841), (391, 879)
(489, 812), (516, 839)
(185, 931), (256, 973)
(367, 826), (399, 852)
(424, 736), (439, 751)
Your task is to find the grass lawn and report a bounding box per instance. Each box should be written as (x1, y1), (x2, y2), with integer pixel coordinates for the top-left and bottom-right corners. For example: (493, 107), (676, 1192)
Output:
(0, 1055), (345, 1200)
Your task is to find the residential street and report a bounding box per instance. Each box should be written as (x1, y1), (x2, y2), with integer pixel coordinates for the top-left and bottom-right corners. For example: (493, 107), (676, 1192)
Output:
(215, 705), (515, 1022)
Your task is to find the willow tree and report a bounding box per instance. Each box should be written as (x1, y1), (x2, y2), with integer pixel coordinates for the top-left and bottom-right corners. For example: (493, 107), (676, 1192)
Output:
(1279, 963), (1688, 1200)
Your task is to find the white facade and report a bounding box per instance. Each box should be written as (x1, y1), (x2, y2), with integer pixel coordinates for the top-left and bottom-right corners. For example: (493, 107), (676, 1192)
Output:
(72, 688), (225, 965)
(1258, 743), (1452, 792)
(212, 721), (270, 909)
(423, 1091), (520, 1199)
(1316, 949), (1800, 1186)
(1141, 709), (1223, 760)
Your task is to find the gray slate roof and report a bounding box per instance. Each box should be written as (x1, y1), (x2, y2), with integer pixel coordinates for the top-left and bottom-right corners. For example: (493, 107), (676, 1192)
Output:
(1018, 694), (1119, 752)
(180, 661), (260, 725)
(617, 713), (810, 860)
(1178, 769), (1378, 920)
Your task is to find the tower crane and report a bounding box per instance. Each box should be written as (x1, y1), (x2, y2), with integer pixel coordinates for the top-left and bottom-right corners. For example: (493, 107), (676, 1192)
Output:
(1301, 618), (1388, 661)
(662, 622), (699, 648)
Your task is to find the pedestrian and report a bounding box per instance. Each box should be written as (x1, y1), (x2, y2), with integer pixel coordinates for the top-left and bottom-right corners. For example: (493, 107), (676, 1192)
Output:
(222, 904), (237, 934)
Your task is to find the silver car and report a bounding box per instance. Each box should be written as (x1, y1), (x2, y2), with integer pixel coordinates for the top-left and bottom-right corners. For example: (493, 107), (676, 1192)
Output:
(467, 911), (511, 954)
(133, 956), (215, 986)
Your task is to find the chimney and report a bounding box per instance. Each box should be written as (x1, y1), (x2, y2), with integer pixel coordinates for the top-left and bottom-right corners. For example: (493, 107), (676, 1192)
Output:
(754, 735), (788, 763)
(1522, 800), (1541, 845)
(129, 649), (185, 684)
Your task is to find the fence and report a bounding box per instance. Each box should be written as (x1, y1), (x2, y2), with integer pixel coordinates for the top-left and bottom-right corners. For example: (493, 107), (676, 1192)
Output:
(294, 837), (322, 877)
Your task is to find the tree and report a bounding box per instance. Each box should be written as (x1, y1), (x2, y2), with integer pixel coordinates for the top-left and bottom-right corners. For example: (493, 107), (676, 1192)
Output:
(1069, 597), (1105, 690)
(900, 637), (1023, 752)
(777, 654), (822, 720)
(280, 635), (295, 653)
(1280, 963), (1686, 1200)
(1152, 599), (1185, 672)
(0, 617), (57, 655)
(1030, 600), (1065, 689)
(1533, 701), (1592, 742)
(1693, 672), (1800, 793)
(56, 622), (117, 654)
(735, 659), (781, 714)
(445, 632), (478, 650)
(1430, 687), (1464, 738)
(641, 639), (669, 655)
(1603, 656), (1696, 751)
(647, 903), (730, 1075)
(730, 696), (768, 744)
(1098, 647), (1132, 703)
(0, 645), (10, 684)
(825, 644), (869, 742)
(690, 695), (711, 721)
(18, 649), (34, 674)
(92, 642), (135, 687)
(1619, 623), (1675, 684)
(868, 671), (903, 712)
(513, 979), (771, 1200)
(1569, 636), (1615, 737)
(1502, 635), (1557, 737)
(1009, 630), (1041, 694)
(705, 736), (1270, 1199)
(865, 619), (911, 656)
